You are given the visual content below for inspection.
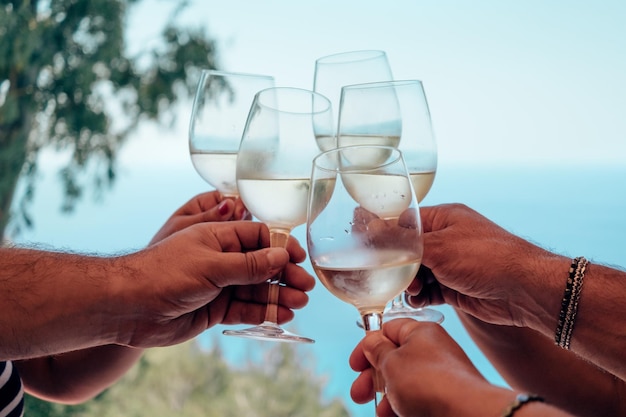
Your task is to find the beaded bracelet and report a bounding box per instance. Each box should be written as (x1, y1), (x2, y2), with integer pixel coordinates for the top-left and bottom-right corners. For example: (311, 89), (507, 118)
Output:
(501, 393), (545, 417)
(555, 256), (588, 349)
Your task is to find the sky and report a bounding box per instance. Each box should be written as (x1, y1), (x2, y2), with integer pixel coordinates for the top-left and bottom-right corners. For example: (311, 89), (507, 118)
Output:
(123, 0), (626, 170)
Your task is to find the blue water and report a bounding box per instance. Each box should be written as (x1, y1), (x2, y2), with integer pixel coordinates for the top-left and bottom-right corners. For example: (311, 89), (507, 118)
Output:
(12, 161), (626, 417)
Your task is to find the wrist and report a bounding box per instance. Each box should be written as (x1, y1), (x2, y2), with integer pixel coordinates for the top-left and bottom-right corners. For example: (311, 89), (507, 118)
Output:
(449, 385), (526, 417)
(500, 392), (574, 417)
(511, 249), (571, 338)
(501, 393), (544, 417)
(105, 252), (150, 346)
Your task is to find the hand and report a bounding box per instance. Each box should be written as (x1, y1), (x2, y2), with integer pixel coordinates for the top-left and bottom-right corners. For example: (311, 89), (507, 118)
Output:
(405, 203), (568, 328)
(351, 206), (422, 253)
(114, 220), (314, 348)
(350, 319), (504, 417)
(150, 191), (250, 245)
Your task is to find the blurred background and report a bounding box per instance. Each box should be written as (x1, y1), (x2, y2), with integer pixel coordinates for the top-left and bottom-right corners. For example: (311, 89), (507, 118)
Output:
(2, 1), (625, 416)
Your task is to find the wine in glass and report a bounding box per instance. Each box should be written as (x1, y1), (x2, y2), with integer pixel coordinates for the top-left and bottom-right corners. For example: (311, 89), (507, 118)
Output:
(313, 50), (393, 151)
(222, 87), (333, 343)
(188, 69), (275, 197)
(307, 145), (423, 412)
(337, 79), (443, 323)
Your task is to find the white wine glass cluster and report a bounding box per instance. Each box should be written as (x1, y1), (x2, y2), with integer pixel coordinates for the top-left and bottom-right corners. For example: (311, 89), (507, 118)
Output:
(187, 50), (443, 349)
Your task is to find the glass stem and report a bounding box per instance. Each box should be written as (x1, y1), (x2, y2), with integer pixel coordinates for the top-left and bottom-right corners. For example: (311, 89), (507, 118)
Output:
(362, 312), (386, 397)
(391, 293), (405, 309)
(262, 231), (289, 325)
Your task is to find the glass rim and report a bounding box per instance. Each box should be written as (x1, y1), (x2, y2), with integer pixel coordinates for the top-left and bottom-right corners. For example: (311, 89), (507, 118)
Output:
(314, 49), (388, 65)
(199, 68), (275, 81)
(341, 79), (424, 92)
(254, 87), (331, 115)
(312, 145), (404, 174)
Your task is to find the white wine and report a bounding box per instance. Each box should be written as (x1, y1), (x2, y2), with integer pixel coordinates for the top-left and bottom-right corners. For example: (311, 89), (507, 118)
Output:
(315, 134), (336, 152)
(309, 177), (338, 221)
(336, 135), (401, 167)
(342, 173), (412, 219)
(238, 178), (310, 231)
(190, 151), (238, 196)
(337, 134), (400, 149)
(410, 171), (436, 203)
(312, 248), (420, 316)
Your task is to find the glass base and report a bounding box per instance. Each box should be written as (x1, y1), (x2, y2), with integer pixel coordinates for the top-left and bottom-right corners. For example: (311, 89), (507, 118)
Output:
(356, 307), (444, 329)
(383, 306), (445, 324)
(222, 321), (315, 344)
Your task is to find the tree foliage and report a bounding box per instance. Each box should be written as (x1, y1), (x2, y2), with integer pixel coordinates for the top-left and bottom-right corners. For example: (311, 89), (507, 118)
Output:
(24, 340), (352, 417)
(0, 0), (219, 237)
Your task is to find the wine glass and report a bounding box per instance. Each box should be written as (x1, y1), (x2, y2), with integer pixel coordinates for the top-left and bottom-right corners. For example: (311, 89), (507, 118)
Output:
(188, 69), (275, 197)
(337, 79), (443, 323)
(313, 50), (393, 152)
(307, 145), (423, 412)
(222, 87), (333, 343)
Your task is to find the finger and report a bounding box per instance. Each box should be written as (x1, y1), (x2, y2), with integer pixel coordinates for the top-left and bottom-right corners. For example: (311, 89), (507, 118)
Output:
(361, 331), (398, 370)
(353, 206), (379, 225)
(377, 396), (396, 417)
(286, 236), (307, 263)
(176, 199), (237, 226)
(350, 368), (375, 404)
(155, 196), (236, 242)
(219, 297), (297, 325)
(217, 284), (302, 325)
(233, 198), (251, 220)
(182, 191), (223, 215)
(419, 205), (436, 233)
(206, 199), (237, 221)
(225, 264), (314, 311)
(397, 207), (418, 229)
(419, 204), (456, 234)
(231, 280), (311, 311)
(405, 278), (423, 295)
(349, 339), (370, 372)
(207, 248), (289, 288)
(405, 265), (428, 295)
(405, 264), (442, 302)
(379, 318), (423, 347)
(209, 221), (271, 252)
(406, 280), (446, 308)
(196, 191), (223, 209)
(281, 262), (316, 292)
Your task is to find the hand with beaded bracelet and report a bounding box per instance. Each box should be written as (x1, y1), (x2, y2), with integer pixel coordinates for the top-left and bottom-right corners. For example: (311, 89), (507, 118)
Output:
(403, 203), (626, 417)
(350, 319), (574, 417)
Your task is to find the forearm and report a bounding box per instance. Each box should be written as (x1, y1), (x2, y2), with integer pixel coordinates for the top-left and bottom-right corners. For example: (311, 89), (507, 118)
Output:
(0, 247), (122, 359)
(459, 312), (626, 417)
(16, 345), (143, 404)
(454, 386), (574, 417)
(515, 255), (626, 382)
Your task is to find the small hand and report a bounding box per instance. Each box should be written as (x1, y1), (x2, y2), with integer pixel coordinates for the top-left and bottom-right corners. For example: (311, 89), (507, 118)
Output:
(350, 319), (493, 417)
(150, 191), (250, 245)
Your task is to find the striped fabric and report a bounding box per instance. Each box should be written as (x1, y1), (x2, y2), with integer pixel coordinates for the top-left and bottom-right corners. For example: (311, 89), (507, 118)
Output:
(0, 361), (24, 417)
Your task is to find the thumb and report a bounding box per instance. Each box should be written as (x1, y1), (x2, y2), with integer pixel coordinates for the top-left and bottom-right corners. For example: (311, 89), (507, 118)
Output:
(210, 247), (290, 287)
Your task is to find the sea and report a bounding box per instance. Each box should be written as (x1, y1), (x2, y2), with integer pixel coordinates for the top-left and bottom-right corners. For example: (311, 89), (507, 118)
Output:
(11, 157), (626, 417)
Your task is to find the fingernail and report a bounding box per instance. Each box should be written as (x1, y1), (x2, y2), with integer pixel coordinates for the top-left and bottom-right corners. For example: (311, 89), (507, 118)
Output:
(218, 200), (229, 216)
